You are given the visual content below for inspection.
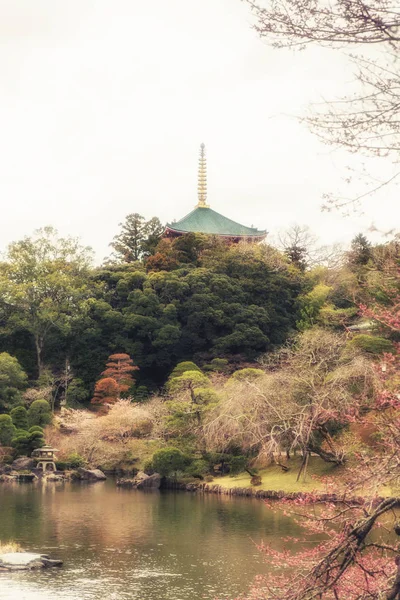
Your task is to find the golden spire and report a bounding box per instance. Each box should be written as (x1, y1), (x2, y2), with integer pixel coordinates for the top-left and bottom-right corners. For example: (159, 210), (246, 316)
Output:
(196, 143), (209, 208)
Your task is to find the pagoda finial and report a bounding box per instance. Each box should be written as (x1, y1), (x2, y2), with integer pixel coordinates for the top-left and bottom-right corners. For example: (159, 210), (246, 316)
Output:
(196, 143), (209, 208)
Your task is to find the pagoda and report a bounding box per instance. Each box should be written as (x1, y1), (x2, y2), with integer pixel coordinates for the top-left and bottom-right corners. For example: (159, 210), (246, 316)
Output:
(164, 144), (267, 242)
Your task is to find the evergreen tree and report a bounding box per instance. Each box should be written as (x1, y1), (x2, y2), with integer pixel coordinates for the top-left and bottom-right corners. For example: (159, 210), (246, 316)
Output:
(348, 233), (372, 267)
(110, 213), (164, 262)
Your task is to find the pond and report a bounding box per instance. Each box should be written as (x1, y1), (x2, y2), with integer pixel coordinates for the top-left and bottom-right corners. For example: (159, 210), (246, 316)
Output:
(0, 480), (309, 600)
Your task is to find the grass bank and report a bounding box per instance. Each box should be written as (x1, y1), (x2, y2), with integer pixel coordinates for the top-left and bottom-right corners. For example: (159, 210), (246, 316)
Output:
(216, 457), (343, 493)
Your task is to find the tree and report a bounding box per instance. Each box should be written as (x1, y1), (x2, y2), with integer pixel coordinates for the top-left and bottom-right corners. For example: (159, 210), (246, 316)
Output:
(244, 0), (400, 206)
(278, 225), (317, 271)
(205, 329), (377, 474)
(238, 291), (400, 600)
(91, 353), (138, 406)
(0, 353), (27, 412)
(12, 428), (45, 456)
(109, 213), (164, 263)
(0, 415), (16, 446)
(348, 234), (373, 268)
(151, 447), (188, 477)
(27, 399), (52, 428)
(0, 227), (93, 377)
(10, 406), (28, 430)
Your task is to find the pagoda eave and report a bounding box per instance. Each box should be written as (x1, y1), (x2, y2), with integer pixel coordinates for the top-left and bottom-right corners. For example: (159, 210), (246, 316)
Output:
(164, 226), (267, 242)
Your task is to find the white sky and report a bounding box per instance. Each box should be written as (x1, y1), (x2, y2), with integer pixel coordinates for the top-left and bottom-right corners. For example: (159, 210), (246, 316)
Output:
(0, 0), (398, 262)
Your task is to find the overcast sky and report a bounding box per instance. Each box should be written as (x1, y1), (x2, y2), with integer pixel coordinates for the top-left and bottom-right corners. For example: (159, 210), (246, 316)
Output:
(0, 0), (398, 262)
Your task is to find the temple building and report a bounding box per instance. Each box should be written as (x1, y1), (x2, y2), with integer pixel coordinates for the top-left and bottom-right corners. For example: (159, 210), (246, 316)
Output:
(164, 144), (267, 242)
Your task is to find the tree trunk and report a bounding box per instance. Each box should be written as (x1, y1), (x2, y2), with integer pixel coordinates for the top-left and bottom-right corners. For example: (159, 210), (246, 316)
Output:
(34, 335), (44, 378)
(307, 441), (345, 466)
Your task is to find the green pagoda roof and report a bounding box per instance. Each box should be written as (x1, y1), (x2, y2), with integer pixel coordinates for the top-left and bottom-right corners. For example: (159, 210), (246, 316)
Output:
(166, 206), (266, 238)
(164, 144), (267, 240)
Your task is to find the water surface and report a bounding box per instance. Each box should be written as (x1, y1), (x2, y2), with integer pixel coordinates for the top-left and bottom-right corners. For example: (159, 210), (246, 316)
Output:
(0, 480), (305, 600)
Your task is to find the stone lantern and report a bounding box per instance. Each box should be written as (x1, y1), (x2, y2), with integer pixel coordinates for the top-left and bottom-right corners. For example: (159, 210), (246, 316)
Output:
(32, 445), (58, 472)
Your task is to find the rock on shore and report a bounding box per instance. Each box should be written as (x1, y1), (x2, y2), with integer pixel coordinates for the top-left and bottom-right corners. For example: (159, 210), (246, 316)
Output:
(116, 471), (161, 490)
(0, 553), (63, 571)
(74, 468), (107, 481)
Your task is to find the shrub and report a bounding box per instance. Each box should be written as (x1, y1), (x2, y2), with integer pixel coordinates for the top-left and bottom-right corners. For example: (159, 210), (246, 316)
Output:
(0, 353), (28, 412)
(134, 386), (149, 402)
(66, 452), (85, 469)
(193, 387), (220, 405)
(143, 459), (155, 475)
(0, 415), (16, 446)
(151, 447), (188, 477)
(203, 358), (229, 373)
(27, 400), (52, 428)
(11, 433), (30, 456)
(28, 426), (44, 434)
(169, 362), (202, 379)
(230, 368), (264, 382)
(131, 419), (153, 438)
(167, 371), (210, 395)
(348, 335), (395, 355)
(186, 459), (208, 479)
(66, 378), (89, 406)
(10, 406), (28, 430)
(12, 429), (45, 456)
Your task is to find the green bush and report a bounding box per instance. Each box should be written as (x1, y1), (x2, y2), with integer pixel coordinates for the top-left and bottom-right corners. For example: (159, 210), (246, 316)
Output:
(27, 400), (52, 428)
(55, 460), (68, 471)
(12, 429), (45, 456)
(192, 387), (220, 405)
(203, 358), (229, 373)
(55, 453), (85, 470)
(66, 452), (85, 469)
(151, 447), (188, 477)
(0, 415), (16, 446)
(10, 406), (28, 430)
(143, 459), (155, 475)
(65, 378), (89, 406)
(14, 428), (28, 437)
(0, 353), (28, 412)
(230, 368), (264, 382)
(134, 386), (149, 402)
(167, 371), (210, 395)
(28, 426), (44, 434)
(348, 335), (395, 355)
(170, 362), (202, 379)
(186, 459), (208, 479)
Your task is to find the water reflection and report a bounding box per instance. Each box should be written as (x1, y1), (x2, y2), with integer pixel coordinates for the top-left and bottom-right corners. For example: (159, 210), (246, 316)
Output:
(0, 480), (307, 600)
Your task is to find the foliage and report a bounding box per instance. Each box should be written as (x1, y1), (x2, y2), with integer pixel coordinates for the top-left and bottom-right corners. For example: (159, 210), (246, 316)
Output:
(203, 358), (229, 373)
(109, 213), (164, 262)
(236, 277), (400, 600)
(296, 284), (332, 331)
(0, 414), (16, 446)
(348, 334), (395, 355)
(0, 234), (301, 394)
(27, 399), (52, 428)
(91, 377), (120, 406)
(0, 227), (93, 377)
(229, 368), (264, 381)
(0, 353), (27, 412)
(10, 406), (28, 430)
(91, 353), (138, 406)
(205, 329), (378, 473)
(12, 429), (45, 456)
(169, 361), (202, 379)
(348, 234), (373, 269)
(166, 371), (210, 395)
(65, 452), (85, 469)
(151, 447), (188, 477)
